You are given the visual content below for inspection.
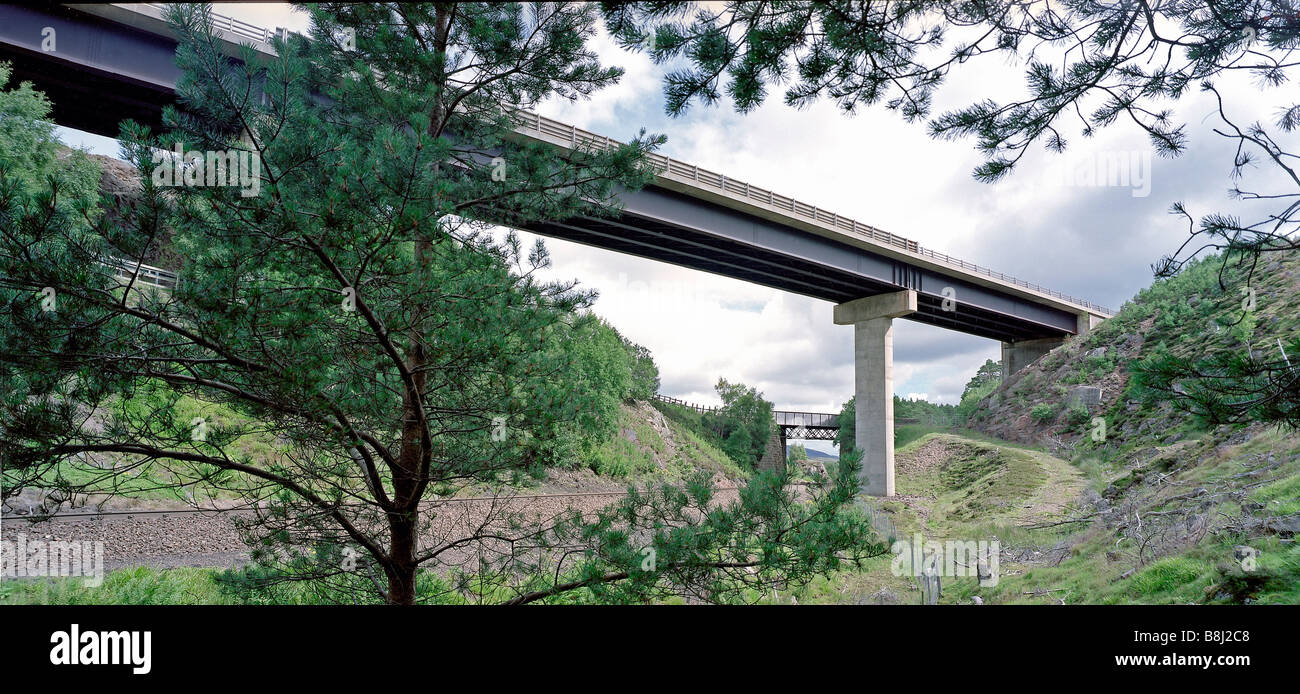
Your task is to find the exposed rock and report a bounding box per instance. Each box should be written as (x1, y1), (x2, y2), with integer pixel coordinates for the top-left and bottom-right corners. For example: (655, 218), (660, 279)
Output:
(1067, 385), (1103, 407)
(1266, 515), (1300, 537)
(1232, 545), (1258, 562)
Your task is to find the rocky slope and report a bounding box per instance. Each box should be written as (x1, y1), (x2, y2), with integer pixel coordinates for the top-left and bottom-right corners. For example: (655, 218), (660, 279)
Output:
(963, 251), (1300, 603)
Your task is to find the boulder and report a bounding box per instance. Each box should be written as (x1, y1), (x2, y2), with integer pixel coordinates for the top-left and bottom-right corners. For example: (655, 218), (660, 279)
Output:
(1067, 385), (1103, 407)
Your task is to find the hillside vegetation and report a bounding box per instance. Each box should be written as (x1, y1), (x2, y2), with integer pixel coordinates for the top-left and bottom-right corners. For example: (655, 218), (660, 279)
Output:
(960, 251), (1300, 603)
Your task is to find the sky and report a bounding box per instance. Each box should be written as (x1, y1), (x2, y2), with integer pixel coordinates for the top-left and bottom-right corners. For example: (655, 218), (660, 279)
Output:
(55, 3), (1292, 452)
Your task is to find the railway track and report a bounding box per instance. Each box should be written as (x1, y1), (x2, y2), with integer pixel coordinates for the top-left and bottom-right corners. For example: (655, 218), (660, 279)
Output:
(0, 485), (753, 524)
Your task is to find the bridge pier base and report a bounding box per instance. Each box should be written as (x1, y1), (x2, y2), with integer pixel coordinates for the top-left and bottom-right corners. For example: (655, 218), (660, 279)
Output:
(1000, 337), (1065, 383)
(758, 429), (786, 475)
(834, 290), (917, 497)
(1001, 314), (1100, 382)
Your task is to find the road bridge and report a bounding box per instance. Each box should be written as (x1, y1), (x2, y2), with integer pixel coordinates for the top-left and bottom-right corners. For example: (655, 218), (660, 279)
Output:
(0, 3), (1113, 496)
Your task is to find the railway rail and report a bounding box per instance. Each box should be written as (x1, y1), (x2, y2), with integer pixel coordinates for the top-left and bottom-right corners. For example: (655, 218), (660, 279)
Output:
(0, 484), (765, 524)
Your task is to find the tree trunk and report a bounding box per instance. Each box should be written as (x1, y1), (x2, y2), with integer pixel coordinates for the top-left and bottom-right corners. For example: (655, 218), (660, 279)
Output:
(387, 511), (418, 605)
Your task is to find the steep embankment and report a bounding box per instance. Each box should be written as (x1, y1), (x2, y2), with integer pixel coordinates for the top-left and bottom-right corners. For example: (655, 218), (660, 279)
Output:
(555, 400), (747, 490)
(960, 251), (1300, 604)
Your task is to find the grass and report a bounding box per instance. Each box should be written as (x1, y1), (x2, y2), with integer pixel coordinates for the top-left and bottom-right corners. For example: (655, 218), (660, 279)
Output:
(583, 403), (745, 482)
(0, 567), (235, 605)
(895, 423), (952, 449)
(1252, 474), (1300, 515)
(789, 431), (1088, 604)
(7, 383), (288, 504)
(2, 565), (485, 605)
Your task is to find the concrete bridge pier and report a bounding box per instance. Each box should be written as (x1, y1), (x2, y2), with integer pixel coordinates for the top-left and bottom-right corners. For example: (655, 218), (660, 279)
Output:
(834, 290), (917, 497)
(1000, 337), (1064, 383)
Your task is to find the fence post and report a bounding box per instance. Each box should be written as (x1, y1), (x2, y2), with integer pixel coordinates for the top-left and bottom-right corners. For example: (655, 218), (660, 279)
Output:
(921, 551), (941, 605)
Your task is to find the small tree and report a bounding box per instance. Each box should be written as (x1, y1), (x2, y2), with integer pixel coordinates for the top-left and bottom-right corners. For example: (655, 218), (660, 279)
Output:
(834, 396), (855, 453)
(960, 359), (1003, 413)
(711, 378), (775, 468)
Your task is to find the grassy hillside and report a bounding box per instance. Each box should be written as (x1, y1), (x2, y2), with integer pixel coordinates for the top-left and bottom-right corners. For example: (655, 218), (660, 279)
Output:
(788, 431), (1087, 604)
(580, 400), (746, 483)
(4, 395), (744, 515)
(960, 251), (1300, 604)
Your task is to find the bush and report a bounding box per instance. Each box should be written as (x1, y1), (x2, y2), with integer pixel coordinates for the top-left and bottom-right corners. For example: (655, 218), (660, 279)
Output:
(1030, 403), (1057, 423)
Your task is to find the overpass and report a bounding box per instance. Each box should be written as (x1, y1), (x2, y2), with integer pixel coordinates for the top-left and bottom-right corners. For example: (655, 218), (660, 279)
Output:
(0, 3), (1113, 496)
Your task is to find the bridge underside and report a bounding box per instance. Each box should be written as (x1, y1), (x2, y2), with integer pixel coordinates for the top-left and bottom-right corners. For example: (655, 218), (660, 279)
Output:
(525, 201), (1073, 343)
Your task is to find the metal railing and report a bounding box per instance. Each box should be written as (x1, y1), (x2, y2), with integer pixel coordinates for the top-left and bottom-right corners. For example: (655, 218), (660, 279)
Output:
(142, 2), (290, 45)
(774, 410), (839, 428)
(121, 3), (1115, 318)
(103, 257), (178, 290)
(654, 395), (840, 428)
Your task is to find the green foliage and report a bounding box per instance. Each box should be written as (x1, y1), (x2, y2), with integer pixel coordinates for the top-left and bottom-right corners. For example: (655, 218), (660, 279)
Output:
(1, 2), (660, 604)
(707, 378), (774, 470)
(618, 330), (660, 402)
(895, 395), (961, 425)
(835, 396), (855, 453)
(505, 450), (888, 605)
(1128, 253), (1300, 430)
(535, 316), (636, 466)
(787, 443), (807, 465)
(959, 359), (1001, 413)
(1030, 403), (1056, 424)
(1065, 404), (1091, 428)
(0, 63), (100, 198)
(214, 543), (468, 605)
